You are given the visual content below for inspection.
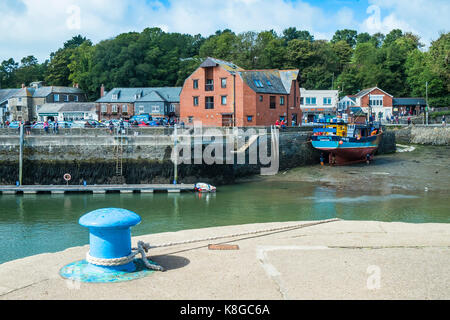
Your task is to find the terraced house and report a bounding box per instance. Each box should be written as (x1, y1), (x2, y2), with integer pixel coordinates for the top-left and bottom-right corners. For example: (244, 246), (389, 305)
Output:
(5, 81), (87, 122)
(96, 85), (182, 121)
(180, 57), (301, 127)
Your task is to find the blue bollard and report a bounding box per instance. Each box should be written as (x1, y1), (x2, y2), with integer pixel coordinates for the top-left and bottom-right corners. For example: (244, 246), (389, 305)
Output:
(79, 208), (141, 273)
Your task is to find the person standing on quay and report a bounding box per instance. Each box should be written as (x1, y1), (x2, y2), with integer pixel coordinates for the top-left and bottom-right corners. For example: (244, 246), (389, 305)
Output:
(53, 119), (59, 134)
(43, 120), (49, 134)
(443, 115), (446, 127)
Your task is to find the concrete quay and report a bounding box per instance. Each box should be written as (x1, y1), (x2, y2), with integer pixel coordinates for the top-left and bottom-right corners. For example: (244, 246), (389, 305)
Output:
(0, 219), (449, 300)
(0, 184), (195, 195)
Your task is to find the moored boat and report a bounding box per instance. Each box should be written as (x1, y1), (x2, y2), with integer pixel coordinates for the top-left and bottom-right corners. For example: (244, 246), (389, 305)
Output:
(195, 182), (216, 193)
(311, 119), (382, 165)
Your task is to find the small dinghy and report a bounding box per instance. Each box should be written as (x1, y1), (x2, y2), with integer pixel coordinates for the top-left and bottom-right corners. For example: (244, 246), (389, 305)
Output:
(194, 182), (216, 193)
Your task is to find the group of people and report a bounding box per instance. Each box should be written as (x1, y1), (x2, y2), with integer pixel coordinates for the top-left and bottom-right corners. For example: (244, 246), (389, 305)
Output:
(275, 119), (287, 129)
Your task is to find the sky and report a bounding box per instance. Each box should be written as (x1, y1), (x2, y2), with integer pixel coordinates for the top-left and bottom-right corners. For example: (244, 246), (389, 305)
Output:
(0, 0), (449, 63)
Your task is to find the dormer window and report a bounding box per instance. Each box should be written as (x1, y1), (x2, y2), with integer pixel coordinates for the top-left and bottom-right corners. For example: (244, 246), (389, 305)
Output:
(254, 80), (264, 88)
(111, 90), (120, 100)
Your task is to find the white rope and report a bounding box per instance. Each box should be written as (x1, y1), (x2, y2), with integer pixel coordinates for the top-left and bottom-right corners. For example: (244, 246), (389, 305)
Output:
(149, 218), (340, 249)
(86, 241), (164, 271)
(85, 219), (339, 272)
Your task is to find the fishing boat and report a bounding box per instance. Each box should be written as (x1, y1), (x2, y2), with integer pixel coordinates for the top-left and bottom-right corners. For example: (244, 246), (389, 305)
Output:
(310, 118), (383, 165)
(194, 182), (216, 193)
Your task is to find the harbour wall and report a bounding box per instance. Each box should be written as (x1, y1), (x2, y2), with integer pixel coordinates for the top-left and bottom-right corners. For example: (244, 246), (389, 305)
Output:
(0, 127), (396, 185)
(389, 125), (450, 145)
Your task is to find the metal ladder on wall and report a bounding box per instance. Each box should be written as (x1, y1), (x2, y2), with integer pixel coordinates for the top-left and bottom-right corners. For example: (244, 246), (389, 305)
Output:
(114, 128), (124, 176)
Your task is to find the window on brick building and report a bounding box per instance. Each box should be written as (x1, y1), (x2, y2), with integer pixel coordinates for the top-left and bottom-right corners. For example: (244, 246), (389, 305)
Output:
(221, 78), (227, 88)
(247, 115), (253, 122)
(193, 96), (199, 106)
(112, 105), (118, 113)
(193, 79), (198, 89)
(188, 116), (193, 123)
(280, 96), (285, 105)
(221, 95), (227, 105)
(259, 95), (263, 102)
(122, 105), (128, 113)
(101, 105), (107, 113)
(270, 96), (276, 109)
(205, 79), (214, 91)
(205, 96), (214, 109)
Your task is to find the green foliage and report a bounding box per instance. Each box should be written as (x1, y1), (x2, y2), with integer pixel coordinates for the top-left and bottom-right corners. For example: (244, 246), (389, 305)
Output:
(0, 28), (448, 109)
(331, 29), (358, 47)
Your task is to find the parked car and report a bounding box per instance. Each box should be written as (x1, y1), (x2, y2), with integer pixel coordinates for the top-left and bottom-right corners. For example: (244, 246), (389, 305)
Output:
(58, 121), (73, 128)
(32, 122), (45, 129)
(8, 121), (21, 128)
(71, 121), (86, 128)
(137, 121), (150, 127)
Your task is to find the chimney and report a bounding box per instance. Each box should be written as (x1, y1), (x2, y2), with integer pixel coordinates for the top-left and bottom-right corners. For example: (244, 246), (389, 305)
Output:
(100, 84), (105, 97)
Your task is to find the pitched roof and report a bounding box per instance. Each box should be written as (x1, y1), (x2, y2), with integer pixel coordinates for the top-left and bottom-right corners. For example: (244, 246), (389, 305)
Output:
(0, 89), (20, 104)
(32, 86), (84, 97)
(136, 90), (166, 102)
(10, 86), (84, 98)
(239, 69), (299, 94)
(96, 87), (181, 103)
(355, 87), (393, 98)
(37, 103), (96, 114)
(200, 57), (244, 73)
(12, 87), (35, 98)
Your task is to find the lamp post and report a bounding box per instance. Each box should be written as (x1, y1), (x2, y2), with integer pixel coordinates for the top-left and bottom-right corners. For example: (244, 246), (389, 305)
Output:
(425, 81), (429, 126)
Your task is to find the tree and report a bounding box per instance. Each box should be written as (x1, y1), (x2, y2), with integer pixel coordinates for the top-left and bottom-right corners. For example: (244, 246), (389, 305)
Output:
(356, 32), (371, 45)
(15, 55), (46, 86)
(282, 27), (314, 42)
(370, 32), (385, 48)
(0, 58), (19, 88)
(46, 35), (89, 86)
(331, 29), (358, 47)
(332, 40), (353, 73)
(383, 29), (403, 47)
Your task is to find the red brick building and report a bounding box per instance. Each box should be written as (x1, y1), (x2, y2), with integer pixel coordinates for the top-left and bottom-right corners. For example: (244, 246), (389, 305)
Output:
(180, 57), (301, 127)
(347, 87), (394, 121)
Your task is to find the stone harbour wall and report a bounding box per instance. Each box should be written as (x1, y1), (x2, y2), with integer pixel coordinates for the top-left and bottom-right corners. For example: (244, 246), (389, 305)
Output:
(0, 127), (396, 185)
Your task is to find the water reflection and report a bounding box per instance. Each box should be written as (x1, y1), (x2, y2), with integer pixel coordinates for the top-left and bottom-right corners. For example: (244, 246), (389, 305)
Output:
(0, 178), (448, 264)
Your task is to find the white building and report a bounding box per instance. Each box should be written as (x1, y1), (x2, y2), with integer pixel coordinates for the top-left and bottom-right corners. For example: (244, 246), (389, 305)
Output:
(37, 103), (98, 122)
(300, 88), (339, 122)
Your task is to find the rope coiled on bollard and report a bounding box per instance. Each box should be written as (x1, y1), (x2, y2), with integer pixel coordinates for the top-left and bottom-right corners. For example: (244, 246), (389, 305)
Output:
(86, 241), (164, 271)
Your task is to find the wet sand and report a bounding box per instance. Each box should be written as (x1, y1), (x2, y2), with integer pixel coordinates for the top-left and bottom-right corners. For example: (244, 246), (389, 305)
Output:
(252, 145), (450, 194)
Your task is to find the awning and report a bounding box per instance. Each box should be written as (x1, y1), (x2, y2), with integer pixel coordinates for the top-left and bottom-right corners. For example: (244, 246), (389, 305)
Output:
(38, 113), (59, 116)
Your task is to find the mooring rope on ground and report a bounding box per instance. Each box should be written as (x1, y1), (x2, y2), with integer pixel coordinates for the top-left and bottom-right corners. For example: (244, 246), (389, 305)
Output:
(148, 218), (341, 249)
(85, 218), (340, 272)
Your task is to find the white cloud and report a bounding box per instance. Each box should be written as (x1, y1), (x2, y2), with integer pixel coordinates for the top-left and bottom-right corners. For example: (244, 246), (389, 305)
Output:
(0, 0), (448, 62)
(361, 0), (450, 46)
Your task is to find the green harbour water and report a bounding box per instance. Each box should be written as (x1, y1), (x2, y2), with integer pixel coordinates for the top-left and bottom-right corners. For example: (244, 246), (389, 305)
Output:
(0, 145), (449, 264)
